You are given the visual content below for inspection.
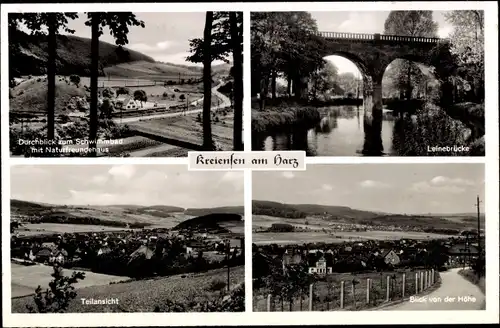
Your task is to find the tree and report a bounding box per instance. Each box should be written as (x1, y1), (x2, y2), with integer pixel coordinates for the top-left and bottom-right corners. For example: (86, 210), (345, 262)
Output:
(85, 12), (145, 156)
(9, 13), (79, 145)
(188, 12), (243, 151)
(100, 98), (114, 119)
(116, 87), (130, 96)
(444, 10), (484, 103)
(384, 11), (438, 100)
(70, 74), (81, 87)
(102, 87), (114, 99)
(26, 264), (85, 313)
(201, 12), (215, 150)
(309, 61), (339, 100)
(133, 89), (147, 107)
(229, 12), (244, 151)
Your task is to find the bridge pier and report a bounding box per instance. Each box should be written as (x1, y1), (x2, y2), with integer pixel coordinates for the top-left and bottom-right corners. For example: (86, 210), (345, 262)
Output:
(362, 76), (384, 155)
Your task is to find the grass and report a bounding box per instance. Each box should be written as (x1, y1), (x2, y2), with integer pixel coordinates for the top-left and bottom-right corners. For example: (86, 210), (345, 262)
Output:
(10, 78), (87, 113)
(251, 103), (321, 134)
(128, 111), (234, 149)
(458, 269), (485, 294)
(11, 262), (128, 298)
(254, 269), (431, 311)
(15, 223), (135, 237)
(12, 266), (244, 312)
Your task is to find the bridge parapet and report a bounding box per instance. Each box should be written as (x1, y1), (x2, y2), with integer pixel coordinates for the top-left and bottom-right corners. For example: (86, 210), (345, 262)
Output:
(319, 31), (444, 44)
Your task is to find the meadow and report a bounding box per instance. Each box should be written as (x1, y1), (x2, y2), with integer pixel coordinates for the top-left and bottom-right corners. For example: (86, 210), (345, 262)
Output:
(252, 231), (452, 245)
(12, 265), (244, 312)
(15, 223), (136, 237)
(11, 262), (128, 298)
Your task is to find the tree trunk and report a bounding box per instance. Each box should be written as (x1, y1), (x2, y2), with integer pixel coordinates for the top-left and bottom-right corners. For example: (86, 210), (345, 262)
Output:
(89, 14), (99, 157)
(47, 14), (57, 146)
(230, 12), (243, 151)
(286, 76), (291, 97)
(406, 61), (412, 100)
(202, 12), (214, 150)
(259, 77), (267, 111)
(271, 70), (277, 100)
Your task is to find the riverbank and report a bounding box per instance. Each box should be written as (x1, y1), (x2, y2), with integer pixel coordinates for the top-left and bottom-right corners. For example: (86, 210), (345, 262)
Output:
(251, 100), (321, 134)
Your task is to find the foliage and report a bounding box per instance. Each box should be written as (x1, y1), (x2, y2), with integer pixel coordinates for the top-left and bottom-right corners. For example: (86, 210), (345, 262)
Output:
(102, 87), (115, 98)
(187, 12), (243, 64)
(69, 75), (81, 87)
(383, 11), (438, 99)
(309, 61), (339, 99)
(116, 87), (130, 96)
(99, 98), (115, 119)
(26, 264), (85, 313)
(133, 89), (147, 104)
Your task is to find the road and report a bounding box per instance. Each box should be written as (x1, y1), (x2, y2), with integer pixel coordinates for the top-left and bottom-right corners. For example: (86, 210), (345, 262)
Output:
(114, 81), (231, 124)
(381, 268), (485, 311)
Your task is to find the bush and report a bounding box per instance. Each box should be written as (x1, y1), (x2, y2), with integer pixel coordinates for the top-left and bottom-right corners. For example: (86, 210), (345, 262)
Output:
(162, 92), (168, 98)
(208, 279), (227, 292)
(179, 94), (185, 100)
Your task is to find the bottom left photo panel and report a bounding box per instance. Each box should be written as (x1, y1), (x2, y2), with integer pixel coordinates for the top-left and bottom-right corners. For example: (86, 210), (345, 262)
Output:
(8, 164), (245, 313)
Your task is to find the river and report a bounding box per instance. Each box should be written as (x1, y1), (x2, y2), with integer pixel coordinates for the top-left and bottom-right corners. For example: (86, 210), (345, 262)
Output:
(253, 105), (472, 156)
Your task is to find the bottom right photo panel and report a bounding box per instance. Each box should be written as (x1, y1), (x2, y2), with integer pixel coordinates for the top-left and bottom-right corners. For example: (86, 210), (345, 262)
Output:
(252, 164), (485, 312)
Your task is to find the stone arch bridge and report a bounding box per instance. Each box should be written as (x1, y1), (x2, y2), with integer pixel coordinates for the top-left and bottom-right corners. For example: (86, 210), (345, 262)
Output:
(316, 31), (449, 114)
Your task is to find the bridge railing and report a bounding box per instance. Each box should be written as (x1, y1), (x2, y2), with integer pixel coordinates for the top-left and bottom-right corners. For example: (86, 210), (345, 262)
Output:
(318, 31), (443, 43)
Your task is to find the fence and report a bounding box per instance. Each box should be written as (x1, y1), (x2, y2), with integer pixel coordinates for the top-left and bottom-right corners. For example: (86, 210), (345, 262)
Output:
(254, 269), (439, 311)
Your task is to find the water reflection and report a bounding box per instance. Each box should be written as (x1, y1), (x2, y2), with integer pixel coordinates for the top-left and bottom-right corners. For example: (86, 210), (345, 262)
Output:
(256, 105), (397, 156)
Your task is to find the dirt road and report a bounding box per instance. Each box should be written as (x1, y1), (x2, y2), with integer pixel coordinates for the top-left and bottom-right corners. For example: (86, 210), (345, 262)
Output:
(381, 268), (485, 311)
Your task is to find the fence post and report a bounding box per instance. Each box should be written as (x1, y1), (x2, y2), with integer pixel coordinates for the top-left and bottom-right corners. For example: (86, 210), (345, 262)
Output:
(340, 281), (345, 309)
(386, 276), (390, 301)
(420, 272), (424, 291)
(424, 271), (427, 289)
(415, 272), (419, 294)
(366, 278), (370, 304)
(431, 269), (435, 284)
(267, 294), (271, 312)
(402, 273), (406, 299)
(308, 283), (313, 311)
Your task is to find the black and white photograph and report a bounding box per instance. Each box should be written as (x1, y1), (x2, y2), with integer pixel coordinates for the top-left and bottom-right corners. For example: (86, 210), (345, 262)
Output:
(10, 165), (245, 312)
(8, 11), (243, 157)
(251, 11), (485, 156)
(252, 164), (485, 311)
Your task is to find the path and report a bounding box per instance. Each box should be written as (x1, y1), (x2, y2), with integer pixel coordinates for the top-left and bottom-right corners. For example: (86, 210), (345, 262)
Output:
(381, 268), (485, 311)
(114, 81), (231, 124)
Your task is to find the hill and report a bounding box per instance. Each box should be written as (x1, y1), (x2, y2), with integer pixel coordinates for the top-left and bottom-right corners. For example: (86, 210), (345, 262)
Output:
(103, 61), (203, 79)
(10, 77), (87, 113)
(10, 30), (155, 78)
(252, 200), (482, 231)
(184, 206), (244, 216)
(173, 213), (243, 232)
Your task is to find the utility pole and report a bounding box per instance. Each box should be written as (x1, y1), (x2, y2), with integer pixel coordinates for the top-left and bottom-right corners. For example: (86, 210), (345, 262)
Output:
(226, 239), (231, 292)
(476, 195), (482, 254)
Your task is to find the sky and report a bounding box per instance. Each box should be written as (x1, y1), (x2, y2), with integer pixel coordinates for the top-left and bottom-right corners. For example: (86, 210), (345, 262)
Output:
(54, 12), (220, 66)
(309, 11), (453, 76)
(10, 165), (243, 208)
(253, 164), (485, 215)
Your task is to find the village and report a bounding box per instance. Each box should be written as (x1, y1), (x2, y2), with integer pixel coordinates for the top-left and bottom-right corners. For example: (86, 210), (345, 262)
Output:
(11, 221), (244, 279)
(253, 234), (481, 278)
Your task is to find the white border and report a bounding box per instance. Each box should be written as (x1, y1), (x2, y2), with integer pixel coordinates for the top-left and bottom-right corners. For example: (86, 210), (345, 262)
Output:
(2, 1), (499, 326)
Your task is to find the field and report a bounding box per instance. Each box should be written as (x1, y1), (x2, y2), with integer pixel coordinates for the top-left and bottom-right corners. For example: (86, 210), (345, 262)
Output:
(11, 262), (128, 298)
(253, 231), (452, 245)
(14, 223), (136, 237)
(128, 109), (235, 150)
(12, 265), (244, 312)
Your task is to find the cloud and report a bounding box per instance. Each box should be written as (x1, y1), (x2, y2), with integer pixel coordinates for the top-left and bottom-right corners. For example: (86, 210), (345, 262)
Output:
(128, 40), (176, 53)
(282, 172), (295, 179)
(359, 180), (390, 189)
(154, 51), (227, 67)
(90, 175), (108, 186)
(322, 184), (334, 191)
(430, 176), (475, 186)
(337, 12), (381, 34)
(108, 165), (136, 180)
(437, 26), (453, 38)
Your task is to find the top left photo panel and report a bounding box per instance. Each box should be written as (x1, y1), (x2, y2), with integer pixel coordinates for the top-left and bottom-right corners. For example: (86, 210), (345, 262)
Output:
(8, 11), (244, 158)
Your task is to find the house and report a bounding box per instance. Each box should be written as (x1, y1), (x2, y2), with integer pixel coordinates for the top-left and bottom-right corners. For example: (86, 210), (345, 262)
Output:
(129, 245), (155, 262)
(308, 256), (332, 275)
(50, 249), (68, 264)
(382, 249), (401, 266)
(116, 96), (140, 110)
(97, 246), (112, 256)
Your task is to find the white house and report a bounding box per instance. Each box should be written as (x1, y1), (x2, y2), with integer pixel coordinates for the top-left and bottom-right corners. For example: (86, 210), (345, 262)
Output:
(308, 256), (333, 275)
(116, 96), (141, 110)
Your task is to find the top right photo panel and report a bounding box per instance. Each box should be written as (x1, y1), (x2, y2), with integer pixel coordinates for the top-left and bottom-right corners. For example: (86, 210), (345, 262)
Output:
(250, 10), (485, 156)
